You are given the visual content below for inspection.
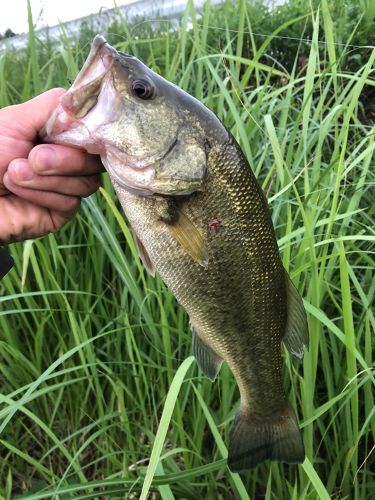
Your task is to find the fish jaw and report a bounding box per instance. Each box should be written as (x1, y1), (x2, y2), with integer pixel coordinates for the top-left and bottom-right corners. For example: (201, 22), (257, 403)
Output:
(41, 36), (117, 154)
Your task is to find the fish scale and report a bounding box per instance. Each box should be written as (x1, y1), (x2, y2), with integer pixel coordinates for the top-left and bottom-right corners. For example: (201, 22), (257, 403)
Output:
(43, 35), (309, 471)
(113, 140), (288, 414)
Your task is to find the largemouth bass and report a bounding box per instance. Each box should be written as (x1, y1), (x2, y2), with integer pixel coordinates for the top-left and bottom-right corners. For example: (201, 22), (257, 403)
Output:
(42, 35), (309, 471)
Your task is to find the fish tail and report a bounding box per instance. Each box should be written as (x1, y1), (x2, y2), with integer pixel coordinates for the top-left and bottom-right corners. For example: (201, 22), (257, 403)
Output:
(228, 402), (305, 471)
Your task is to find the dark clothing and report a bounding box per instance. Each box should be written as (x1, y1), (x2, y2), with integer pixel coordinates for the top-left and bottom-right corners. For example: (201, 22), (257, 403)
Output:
(0, 248), (13, 280)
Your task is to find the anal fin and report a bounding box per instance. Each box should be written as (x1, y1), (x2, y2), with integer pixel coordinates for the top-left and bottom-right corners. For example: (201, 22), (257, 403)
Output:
(192, 326), (222, 382)
(283, 271), (309, 360)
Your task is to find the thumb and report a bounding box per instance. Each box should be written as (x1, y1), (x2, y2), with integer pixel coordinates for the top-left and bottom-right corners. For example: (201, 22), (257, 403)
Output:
(1, 88), (66, 141)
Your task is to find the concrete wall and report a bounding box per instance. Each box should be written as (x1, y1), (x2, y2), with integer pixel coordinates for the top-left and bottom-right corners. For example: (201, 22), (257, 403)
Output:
(0, 0), (223, 52)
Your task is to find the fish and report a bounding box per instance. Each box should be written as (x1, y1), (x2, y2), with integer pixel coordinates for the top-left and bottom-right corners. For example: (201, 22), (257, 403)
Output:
(42, 35), (309, 471)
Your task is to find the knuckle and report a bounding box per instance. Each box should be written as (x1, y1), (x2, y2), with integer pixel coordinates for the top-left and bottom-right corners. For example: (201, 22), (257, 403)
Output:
(82, 174), (101, 196)
(63, 196), (81, 213)
(29, 145), (56, 174)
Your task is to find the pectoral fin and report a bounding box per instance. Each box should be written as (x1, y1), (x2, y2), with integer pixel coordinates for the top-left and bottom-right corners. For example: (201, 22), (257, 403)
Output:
(131, 230), (155, 277)
(192, 326), (222, 382)
(167, 210), (208, 268)
(283, 272), (309, 360)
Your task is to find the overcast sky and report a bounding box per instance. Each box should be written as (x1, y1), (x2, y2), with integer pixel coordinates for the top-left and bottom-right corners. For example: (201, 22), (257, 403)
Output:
(0, 0), (132, 35)
(1, 0), (287, 36)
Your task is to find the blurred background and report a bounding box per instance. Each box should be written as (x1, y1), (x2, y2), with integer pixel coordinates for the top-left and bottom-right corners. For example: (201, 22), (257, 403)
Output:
(0, 1), (374, 499)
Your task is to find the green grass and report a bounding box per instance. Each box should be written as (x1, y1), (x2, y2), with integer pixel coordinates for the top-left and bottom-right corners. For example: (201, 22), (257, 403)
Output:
(0, 0), (374, 498)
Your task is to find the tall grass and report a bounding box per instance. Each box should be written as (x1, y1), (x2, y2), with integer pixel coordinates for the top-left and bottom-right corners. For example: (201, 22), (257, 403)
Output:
(0, 1), (374, 498)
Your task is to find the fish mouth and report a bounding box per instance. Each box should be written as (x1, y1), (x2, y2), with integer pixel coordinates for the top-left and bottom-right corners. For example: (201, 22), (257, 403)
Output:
(40, 35), (117, 151)
(41, 35), (201, 197)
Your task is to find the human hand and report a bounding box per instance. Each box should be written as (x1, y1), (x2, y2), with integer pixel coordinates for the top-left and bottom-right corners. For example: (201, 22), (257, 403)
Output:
(0, 88), (104, 244)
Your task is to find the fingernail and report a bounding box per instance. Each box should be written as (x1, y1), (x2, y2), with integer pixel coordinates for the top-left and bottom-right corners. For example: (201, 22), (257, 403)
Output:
(13, 161), (34, 182)
(34, 146), (56, 172)
(3, 172), (10, 187)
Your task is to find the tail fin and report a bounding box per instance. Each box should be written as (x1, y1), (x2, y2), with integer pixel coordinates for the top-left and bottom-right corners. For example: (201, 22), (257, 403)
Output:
(228, 403), (305, 471)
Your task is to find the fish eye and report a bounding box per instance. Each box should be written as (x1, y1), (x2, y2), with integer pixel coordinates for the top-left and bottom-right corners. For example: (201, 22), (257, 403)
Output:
(132, 79), (154, 99)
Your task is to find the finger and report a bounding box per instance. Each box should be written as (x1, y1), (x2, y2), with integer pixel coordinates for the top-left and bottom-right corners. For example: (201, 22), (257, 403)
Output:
(3, 171), (81, 214)
(0, 89), (66, 142)
(7, 159), (101, 197)
(0, 194), (77, 244)
(29, 144), (104, 176)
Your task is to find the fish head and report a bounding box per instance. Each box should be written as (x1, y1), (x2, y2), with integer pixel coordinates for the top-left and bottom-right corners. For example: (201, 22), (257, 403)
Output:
(43, 35), (227, 196)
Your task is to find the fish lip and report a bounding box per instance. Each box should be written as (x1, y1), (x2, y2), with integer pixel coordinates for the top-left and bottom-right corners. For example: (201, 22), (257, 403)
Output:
(67, 36), (116, 96)
(92, 34), (107, 49)
(74, 35), (113, 84)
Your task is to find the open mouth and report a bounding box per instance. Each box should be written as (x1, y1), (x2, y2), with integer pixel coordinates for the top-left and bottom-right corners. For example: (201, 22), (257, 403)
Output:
(41, 35), (117, 142)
